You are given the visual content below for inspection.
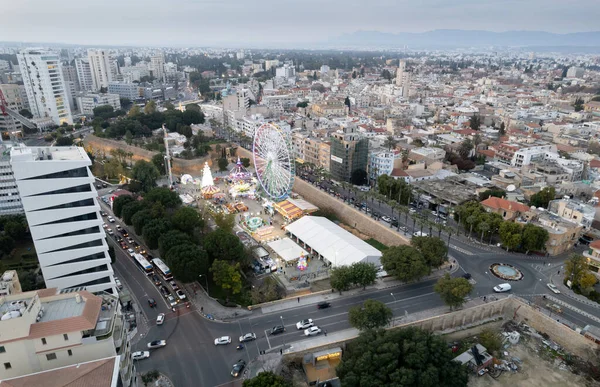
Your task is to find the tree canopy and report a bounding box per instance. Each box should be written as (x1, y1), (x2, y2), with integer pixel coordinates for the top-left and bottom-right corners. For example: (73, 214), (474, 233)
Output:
(243, 372), (289, 387)
(330, 265), (354, 294)
(203, 228), (247, 265)
(529, 187), (556, 209)
(171, 206), (203, 235)
(434, 274), (473, 310)
(132, 160), (160, 192)
(337, 327), (468, 387)
(142, 218), (172, 250)
(348, 300), (393, 330)
(411, 236), (447, 269)
(165, 243), (209, 283)
(498, 221), (522, 251)
(522, 223), (549, 254)
(380, 245), (429, 282)
(211, 260), (242, 295)
(564, 254), (598, 290)
(113, 195), (135, 218)
(158, 230), (192, 257)
(144, 186), (181, 208)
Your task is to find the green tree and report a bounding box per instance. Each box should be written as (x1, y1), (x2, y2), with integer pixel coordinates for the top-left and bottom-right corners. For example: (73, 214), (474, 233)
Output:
(434, 274), (473, 310)
(144, 187), (181, 208)
(458, 138), (473, 159)
(131, 209), (155, 236)
(243, 371), (289, 387)
(250, 277), (282, 304)
(212, 212), (236, 232)
(573, 97), (585, 112)
(103, 157), (124, 179)
(411, 236), (447, 269)
(498, 221), (522, 251)
(529, 186), (556, 209)
(203, 229), (247, 265)
(142, 219), (172, 249)
(151, 153), (165, 173)
(240, 157), (251, 168)
(329, 265), (353, 294)
(383, 135), (398, 151)
(164, 101), (175, 110)
(121, 200), (146, 225)
(380, 245), (429, 282)
(337, 327), (468, 387)
(478, 328), (502, 354)
(210, 260), (242, 294)
(478, 188), (506, 201)
(55, 136), (74, 146)
(350, 262), (378, 289)
(0, 235), (15, 255)
(3, 218), (27, 241)
(113, 195), (135, 218)
(158, 230), (192, 257)
(128, 105), (141, 118)
(132, 160), (160, 192)
(172, 206), (202, 234)
(165, 244), (209, 283)
(522, 223), (549, 254)
(124, 130), (133, 145)
(564, 254), (598, 290)
(296, 101), (308, 108)
(218, 158), (229, 171)
(469, 115), (481, 130)
(144, 100), (157, 115)
(348, 300), (393, 330)
(499, 121), (506, 136)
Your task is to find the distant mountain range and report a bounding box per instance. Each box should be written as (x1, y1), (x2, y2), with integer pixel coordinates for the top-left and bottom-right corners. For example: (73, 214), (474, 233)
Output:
(330, 30), (600, 48)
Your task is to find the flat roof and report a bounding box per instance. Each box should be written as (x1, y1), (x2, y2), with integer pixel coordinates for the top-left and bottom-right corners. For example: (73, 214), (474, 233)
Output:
(267, 238), (309, 262)
(39, 298), (85, 323)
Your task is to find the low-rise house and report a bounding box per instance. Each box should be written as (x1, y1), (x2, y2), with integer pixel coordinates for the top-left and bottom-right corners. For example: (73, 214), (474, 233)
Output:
(481, 196), (530, 221)
(583, 240), (600, 277)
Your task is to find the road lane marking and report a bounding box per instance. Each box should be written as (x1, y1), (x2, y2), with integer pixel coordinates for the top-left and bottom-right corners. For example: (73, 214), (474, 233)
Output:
(264, 329), (271, 348)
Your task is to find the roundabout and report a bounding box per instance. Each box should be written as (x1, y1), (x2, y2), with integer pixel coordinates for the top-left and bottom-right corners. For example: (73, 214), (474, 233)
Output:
(489, 263), (524, 281)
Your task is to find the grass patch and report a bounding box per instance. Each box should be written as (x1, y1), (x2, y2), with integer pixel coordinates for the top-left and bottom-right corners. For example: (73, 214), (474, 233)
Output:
(366, 238), (388, 251)
(313, 209), (339, 223)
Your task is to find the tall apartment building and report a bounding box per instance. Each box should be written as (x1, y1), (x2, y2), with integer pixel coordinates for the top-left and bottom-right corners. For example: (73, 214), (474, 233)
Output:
(0, 84), (25, 136)
(16, 49), (73, 126)
(87, 49), (113, 91)
(0, 288), (136, 386)
(75, 58), (94, 91)
(0, 145), (23, 215)
(395, 60), (411, 98)
(150, 53), (165, 82)
(329, 126), (369, 182)
(10, 145), (115, 293)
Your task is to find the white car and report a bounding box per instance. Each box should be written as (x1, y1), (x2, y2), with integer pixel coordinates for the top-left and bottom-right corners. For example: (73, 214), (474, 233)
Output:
(107, 228), (114, 235)
(127, 248), (135, 257)
(214, 336), (232, 346)
(413, 231), (428, 237)
(156, 313), (165, 325)
(114, 278), (123, 290)
(167, 295), (178, 307)
(102, 223), (108, 229)
(381, 215), (392, 223)
(493, 283), (512, 293)
(176, 290), (186, 300)
(304, 326), (322, 336)
(547, 283), (560, 294)
(239, 333), (257, 342)
(147, 340), (166, 349)
(107, 216), (115, 223)
(296, 319), (314, 330)
(132, 351), (150, 360)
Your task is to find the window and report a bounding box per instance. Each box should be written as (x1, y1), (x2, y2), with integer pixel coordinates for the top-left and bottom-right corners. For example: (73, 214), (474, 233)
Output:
(4, 363), (10, 370)
(63, 334), (69, 341)
(46, 353), (57, 361)
(0, 346), (5, 353)
(41, 338), (47, 345)
(67, 349), (73, 356)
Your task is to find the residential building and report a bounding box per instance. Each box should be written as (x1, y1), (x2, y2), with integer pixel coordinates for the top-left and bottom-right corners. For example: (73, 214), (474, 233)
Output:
(318, 141), (331, 172)
(395, 60), (411, 98)
(0, 145), (22, 215)
(495, 143), (520, 165)
(583, 240), (600, 276)
(548, 198), (595, 230)
(10, 145), (116, 293)
(584, 101), (600, 115)
(75, 58), (94, 92)
(0, 288), (136, 386)
(150, 53), (165, 82)
(17, 49), (73, 126)
(61, 64), (80, 91)
(520, 210), (583, 256)
(329, 126), (369, 182)
(409, 147), (446, 164)
(0, 84), (25, 136)
(311, 101), (346, 117)
(0, 270), (22, 297)
(368, 149), (401, 182)
(77, 93), (121, 116)
(481, 196), (530, 221)
(512, 145), (556, 167)
(107, 82), (140, 101)
(566, 66), (584, 78)
(87, 50), (113, 91)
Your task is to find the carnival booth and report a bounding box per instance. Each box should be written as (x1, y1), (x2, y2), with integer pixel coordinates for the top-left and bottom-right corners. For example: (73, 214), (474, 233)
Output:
(274, 198), (319, 221)
(228, 157), (253, 182)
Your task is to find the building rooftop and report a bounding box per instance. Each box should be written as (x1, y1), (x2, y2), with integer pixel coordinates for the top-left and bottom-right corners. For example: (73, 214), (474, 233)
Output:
(38, 298), (86, 323)
(481, 196), (530, 214)
(10, 145), (88, 162)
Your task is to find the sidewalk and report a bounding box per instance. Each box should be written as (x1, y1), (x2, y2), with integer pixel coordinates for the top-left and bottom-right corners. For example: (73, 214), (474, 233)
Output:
(548, 270), (600, 310)
(259, 257), (460, 314)
(182, 282), (252, 322)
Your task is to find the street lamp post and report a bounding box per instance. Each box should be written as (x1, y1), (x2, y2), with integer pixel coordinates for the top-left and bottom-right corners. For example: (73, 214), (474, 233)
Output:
(280, 316), (285, 353)
(390, 293), (397, 303)
(199, 274), (209, 296)
(390, 293), (397, 327)
(533, 278), (542, 294)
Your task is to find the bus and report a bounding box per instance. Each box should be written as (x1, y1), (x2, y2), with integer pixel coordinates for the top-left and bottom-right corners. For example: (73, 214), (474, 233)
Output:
(152, 258), (173, 281)
(133, 254), (154, 276)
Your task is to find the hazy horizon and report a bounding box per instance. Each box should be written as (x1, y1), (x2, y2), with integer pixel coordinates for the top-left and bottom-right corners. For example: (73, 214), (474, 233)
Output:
(3, 0), (600, 47)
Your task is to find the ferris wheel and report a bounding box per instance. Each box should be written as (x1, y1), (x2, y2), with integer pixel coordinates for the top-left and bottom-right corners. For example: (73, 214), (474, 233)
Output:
(252, 123), (295, 201)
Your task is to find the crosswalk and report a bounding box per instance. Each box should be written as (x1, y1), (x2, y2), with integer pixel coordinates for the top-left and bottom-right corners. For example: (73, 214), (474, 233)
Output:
(449, 244), (474, 255)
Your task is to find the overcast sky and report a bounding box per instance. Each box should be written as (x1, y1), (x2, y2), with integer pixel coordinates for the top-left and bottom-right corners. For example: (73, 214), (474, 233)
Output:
(3, 0), (600, 46)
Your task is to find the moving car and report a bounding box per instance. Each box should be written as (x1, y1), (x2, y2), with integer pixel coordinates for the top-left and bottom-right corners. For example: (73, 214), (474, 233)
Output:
(546, 303), (563, 314)
(304, 326), (322, 336)
(127, 248), (135, 257)
(413, 231), (428, 237)
(107, 228), (114, 235)
(159, 286), (170, 298)
(114, 278), (123, 290)
(156, 313), (165, 325)
(296, 319), (314, 330)
(147, 298), (157, 308)
(116, 225), (122, 231)
(132, 351), (150, 360)
(167, 295), (178, 307)
(270, 325), (285, 335)
(231, 359), (246, 378)
(239, 333), (256, 343)
(176, 290), (186, 300)
(126, 237), (134, 244)
(100, 211), (107, 217)
(547, 283), (560, 294)
(147, 340), (166, 349)
(102, 223), (108, 229)
(493, 283), (512, 293)
(107, 216), (115, 223)
(214, 336), (232, 346)
(151, 274), (161, 286)
(317, 301), (331, 309)
(169, 280), (179, 290)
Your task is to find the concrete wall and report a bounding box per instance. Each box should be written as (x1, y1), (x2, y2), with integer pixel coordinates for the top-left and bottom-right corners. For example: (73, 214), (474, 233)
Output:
(84, 135), (210, 175)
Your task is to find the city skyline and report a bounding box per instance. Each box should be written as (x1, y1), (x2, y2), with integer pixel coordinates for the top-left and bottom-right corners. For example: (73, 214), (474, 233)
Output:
(2, 0), (600, 47)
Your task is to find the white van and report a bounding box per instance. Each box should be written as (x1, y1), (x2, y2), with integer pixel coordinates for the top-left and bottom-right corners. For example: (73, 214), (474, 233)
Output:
(493, 283), (512, 292)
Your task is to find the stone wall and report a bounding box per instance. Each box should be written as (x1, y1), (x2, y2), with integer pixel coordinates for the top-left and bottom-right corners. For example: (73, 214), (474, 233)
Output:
(236, 145), (410, 247)
(84, 135), (210, 175)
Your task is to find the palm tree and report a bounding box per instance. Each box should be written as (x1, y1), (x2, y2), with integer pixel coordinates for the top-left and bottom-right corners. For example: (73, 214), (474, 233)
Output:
(433, 220), (444, 238)
(384, 135), (398, 151)
(477, 222), (490, 243)
(389, 200), (398, 217)
(466, 215), (477, 239)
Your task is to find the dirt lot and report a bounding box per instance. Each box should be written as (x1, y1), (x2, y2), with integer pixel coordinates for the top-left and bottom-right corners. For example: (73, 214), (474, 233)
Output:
(468, 339), (600, 387)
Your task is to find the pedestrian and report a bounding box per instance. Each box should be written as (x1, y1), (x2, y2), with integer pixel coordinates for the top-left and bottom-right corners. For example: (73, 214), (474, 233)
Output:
(557, 270), (560, 275)
(483, 296), (486, 302)
(324, 330), (327, 336)
(297, 297), (300, 303)
(201, 306), (204, 312)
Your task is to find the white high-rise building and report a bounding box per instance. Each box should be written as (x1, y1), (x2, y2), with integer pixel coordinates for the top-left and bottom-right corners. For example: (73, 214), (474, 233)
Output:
(0, 145), (23, 215)
(75, 58), (93, 91)
(87, 49), (113, 91)
(17, 49), (73, 126)
(395, 60), (411, 98)
(150, 53), (165, 82)
(10, 145), (115, 293)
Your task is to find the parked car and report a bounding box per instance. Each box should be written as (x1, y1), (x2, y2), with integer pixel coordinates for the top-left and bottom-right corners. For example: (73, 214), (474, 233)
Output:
(547, 283), (560, 294)
(317, 301), (331, 309)
(493, 283), (512, 292)
(114, 278), (123, 290)
(381, 215), (392, 223)
(167, 296), (178, 308)
(156, 313), (165, 325)
(115, 236), (123, 243)
(296, 319), (314, 330)
(304, 326), (322, 336)
(159, 286), (170, 298)
(147, 340), (166, 349)
(413, 231), (428, 237)
(107, 216), (115, 223)
(151, 274), (161, 286)
(147, 298), (157, 308)
(169, 280), (179, 290)
(132, 351), (150, 360)
(214, 336), (232, 346)
(239, 333), (256, 343)
(270, 325), (285, 335)
(100, 211), (107, 217)
(176, 290), (186, 300)
(231, 359), (246, 377)
(127, 248), (135, 257)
